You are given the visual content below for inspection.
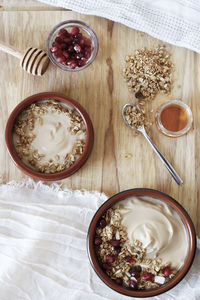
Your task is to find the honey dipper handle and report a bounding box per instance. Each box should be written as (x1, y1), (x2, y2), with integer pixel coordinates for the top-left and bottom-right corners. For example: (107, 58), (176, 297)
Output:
(0, 41), (23, 59)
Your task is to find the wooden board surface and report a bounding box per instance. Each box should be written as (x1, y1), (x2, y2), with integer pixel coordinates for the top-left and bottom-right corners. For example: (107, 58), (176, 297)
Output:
(0, 9), (199, 236)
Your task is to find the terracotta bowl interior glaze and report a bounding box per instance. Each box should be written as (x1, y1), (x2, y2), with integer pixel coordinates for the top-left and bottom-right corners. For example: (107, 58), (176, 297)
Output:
(5, 92), (94, 181)
(87, 189), (196, 298)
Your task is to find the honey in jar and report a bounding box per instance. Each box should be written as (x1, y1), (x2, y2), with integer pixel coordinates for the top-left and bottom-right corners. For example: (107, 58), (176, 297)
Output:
(156, 100), (193, 137)
(160, 104), (188, 132)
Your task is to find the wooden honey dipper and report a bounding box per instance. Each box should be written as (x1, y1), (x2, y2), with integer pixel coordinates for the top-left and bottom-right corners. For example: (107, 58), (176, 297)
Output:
(0, 41), (50, 76)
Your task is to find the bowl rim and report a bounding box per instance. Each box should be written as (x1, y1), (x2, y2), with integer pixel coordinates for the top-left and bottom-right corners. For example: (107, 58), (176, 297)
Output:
(87, 188), (196, 298)
(5, 92), (94, 181)
(46, 20), (99, 72)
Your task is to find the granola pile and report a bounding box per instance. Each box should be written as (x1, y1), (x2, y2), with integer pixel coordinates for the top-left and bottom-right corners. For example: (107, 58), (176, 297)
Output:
(95, 207), (176, 290)
(13, 101), (86, 173)
(123, 45), (173, 101)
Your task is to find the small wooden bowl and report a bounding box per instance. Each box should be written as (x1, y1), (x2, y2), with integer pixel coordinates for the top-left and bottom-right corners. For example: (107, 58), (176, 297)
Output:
(5, 92), (94, 181)
(87, 189), (196, 298)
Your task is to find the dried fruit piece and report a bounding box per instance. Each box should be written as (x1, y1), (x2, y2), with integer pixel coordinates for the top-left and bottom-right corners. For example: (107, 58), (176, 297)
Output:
(71, 26), (80, 35)
(162, 266), (171, 277)
(109, 240), (120, 247)
(124, 256), (134, 263)
(115, 278), (123, 285)
(94, 237), (102, 246)
(131, 271), (140, 279)
(99, 219), (107, 228)
(143, 272), (154, 282)
(106, 255), (115, 264)
(129, 280), (138, 290)
(103, 263), (112, 270)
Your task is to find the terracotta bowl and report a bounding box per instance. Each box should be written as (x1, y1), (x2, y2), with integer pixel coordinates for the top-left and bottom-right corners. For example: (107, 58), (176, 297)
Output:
(87, 188), (196, 298)
(5, 92), (94, 181)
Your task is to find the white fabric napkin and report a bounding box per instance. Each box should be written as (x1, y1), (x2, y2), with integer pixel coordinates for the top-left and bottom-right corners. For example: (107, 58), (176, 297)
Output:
(0, 179), (199, 300)
(37, 0), (200, 54)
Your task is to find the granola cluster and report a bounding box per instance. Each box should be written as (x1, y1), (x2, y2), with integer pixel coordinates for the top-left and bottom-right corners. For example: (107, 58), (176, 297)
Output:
(123, 45), (173, 101)
(124, 102), (150, 135)
(13, 101), (86, 173)
(95, 207), (176, 290)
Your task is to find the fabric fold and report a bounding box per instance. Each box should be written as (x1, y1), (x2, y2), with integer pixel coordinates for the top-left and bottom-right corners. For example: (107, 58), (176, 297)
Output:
(0, 179), (199, 300)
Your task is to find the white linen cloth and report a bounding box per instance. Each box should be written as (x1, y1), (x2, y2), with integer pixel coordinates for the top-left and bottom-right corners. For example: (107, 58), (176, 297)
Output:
(0, 179), (199, 300)
(37, 0), (200, 54)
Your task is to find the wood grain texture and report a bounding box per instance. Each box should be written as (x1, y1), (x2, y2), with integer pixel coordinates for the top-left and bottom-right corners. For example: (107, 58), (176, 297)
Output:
(0, 0), (64, 11)
(0, 10), (199, 236)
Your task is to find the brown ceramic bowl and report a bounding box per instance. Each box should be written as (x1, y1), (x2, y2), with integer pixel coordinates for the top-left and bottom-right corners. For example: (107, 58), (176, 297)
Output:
(87, 188), (196, 298)
(5, 92), (94, 181)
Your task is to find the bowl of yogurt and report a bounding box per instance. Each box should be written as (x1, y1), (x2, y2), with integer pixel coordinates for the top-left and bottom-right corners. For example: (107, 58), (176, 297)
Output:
(87, 189), (196, 297)
(5, 92), (94, 180)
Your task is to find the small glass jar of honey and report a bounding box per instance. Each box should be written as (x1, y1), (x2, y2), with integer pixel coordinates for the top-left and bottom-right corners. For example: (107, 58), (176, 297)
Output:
(156, 100), (193, 137)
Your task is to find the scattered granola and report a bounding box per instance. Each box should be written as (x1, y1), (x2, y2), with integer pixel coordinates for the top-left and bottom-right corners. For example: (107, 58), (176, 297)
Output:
(95, 206), (178, 290)
(13, 100), (86, 173)
(123, 45), (173, 101)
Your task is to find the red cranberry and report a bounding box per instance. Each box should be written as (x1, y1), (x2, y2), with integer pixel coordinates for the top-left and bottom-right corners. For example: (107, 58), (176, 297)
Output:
(55, 37), (63, 44)
(94, 237), (102, 246)
(58, 28), (68, 37)
(77, 33), (83, 39)
(79, 39), (85, 46)
(106, 255), (115, 264)
(102, 263), (112, 270)
(80, 57), (87, 66)
(162, 267), (171, 277)
(67, 60), (77, 69)
(50, 46), (58, 53)
(115, 278), (123, 285)
(54, 50), (63, 58)
(60, 43), (67, 49)
(124, 256), (134, 263)
(109, 240), (120, 247)
(63, 37), (72, 43)
(143, 272), (154, 281)
(129, 280), (138, 290)
(71, 26), (80, 35)
(85, 50), (91, 59)
(68, 45), (74, 53)
(131, 272), (140, 279)
(72, 36), (80, 44)
(74, 44), (81, 53)
(84, 37), (92, 46)
(99, 219), (106, 228)
(63, 50), (69, 58)
(75, 53), (83, 60)
(56, 55), (66, 63)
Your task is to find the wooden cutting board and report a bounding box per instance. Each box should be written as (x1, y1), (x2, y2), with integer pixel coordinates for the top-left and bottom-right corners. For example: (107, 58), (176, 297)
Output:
(0, 6), (199, 236)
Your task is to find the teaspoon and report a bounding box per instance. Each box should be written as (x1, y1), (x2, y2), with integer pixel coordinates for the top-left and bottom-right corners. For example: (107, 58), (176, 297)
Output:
(122, 103), (183, 185)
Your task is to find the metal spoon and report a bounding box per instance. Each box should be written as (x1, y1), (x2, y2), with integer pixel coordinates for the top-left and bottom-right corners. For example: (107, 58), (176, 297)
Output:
(122, 103), (183, 185)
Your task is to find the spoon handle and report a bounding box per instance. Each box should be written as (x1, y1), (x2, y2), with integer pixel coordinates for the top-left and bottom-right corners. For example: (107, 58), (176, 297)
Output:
(141, 128), (183, 185)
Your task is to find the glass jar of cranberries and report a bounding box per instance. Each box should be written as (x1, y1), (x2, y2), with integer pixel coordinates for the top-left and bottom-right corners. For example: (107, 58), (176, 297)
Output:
(46, 20), (99, 71)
